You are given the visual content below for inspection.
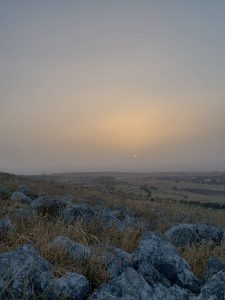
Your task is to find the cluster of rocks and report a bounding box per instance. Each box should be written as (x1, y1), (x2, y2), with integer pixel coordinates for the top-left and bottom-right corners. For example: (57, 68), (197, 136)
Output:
(0, 185), (38, 203)
(1, 189), (225, 298)
(8, 190), (140, 231)
(1, 223), (225, 299)
(0, 243), (89, 299)
(0, 183), (140, 230)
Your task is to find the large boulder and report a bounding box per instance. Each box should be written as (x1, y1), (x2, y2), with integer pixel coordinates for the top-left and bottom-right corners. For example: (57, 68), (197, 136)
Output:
(150, 283), (192, 300)
(137, 262), (193, 299)
(165, 224), (224, 248)
(0, 243), (53, 299)
(136, 232), (200, 293)
(88, 267), (191, 300)
(19, 185), (38, 200)
(96, 208), (139, 231)
(195, 269), (225, 300)
(49, 236), (91, 261)
(49, 272), (89, 300)
(62, 204), (95, 223)
(31, 196), (69, 217)
(10, 192), (32, 204)
(203, 256), (225, 281)
(98, 245), (133, 279)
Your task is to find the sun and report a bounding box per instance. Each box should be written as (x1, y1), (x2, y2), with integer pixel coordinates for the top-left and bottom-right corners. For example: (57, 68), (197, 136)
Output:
(133, 154), (138, 159)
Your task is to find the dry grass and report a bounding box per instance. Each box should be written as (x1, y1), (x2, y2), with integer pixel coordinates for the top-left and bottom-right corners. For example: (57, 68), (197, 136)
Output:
(0, 211), (142, 291)
(182, 244), (225, 278)
(45, 246), (110, 291)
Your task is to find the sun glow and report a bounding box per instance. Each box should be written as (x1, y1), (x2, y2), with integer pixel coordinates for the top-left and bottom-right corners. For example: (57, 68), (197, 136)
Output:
(86, 107), (188, 152)
(104, 113), (151, 148)
(64, 103), (198, 158)
(83, 109), (153, 152)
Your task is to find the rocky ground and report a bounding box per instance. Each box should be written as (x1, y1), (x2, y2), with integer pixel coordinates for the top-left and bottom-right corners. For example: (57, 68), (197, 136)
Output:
(1, 175), (225, 299)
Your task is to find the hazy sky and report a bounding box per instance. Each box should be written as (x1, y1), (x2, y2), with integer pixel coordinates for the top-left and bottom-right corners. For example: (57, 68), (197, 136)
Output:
(1, 0), (225, 174)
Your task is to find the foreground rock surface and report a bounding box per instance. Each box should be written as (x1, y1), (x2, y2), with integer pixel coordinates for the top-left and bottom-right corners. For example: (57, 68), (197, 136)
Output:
(203, 256), (225, 281)
(49, 272), (89, 300)
(88, 267), (154, 300)
(136, 232), (200, 293)
(89, 267), (191, 300)
(0, 242), (90, 299)
(195, 269), (225, 300)
(137, 261), (171, 287)
(0, 243), (53, 298)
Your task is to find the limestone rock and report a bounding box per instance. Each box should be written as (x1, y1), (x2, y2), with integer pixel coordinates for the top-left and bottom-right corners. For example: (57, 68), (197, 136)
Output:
(0, 243), (53, 299)
(50, 236), (91, 261)
(10, 192), (32, 204)
(165, 224), (223, 248)
(50, 272), (89, 300)
(203, 256), (225, 281)
(136, 232), (200, 293)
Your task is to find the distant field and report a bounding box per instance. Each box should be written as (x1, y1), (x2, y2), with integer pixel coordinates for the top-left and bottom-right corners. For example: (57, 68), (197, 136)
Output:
(39, 171), (225, 213)
(2, 171), (224, 207)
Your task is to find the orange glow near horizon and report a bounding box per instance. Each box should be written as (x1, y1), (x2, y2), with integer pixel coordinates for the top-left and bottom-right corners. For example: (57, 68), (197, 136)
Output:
(72, 105), (198, 154)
